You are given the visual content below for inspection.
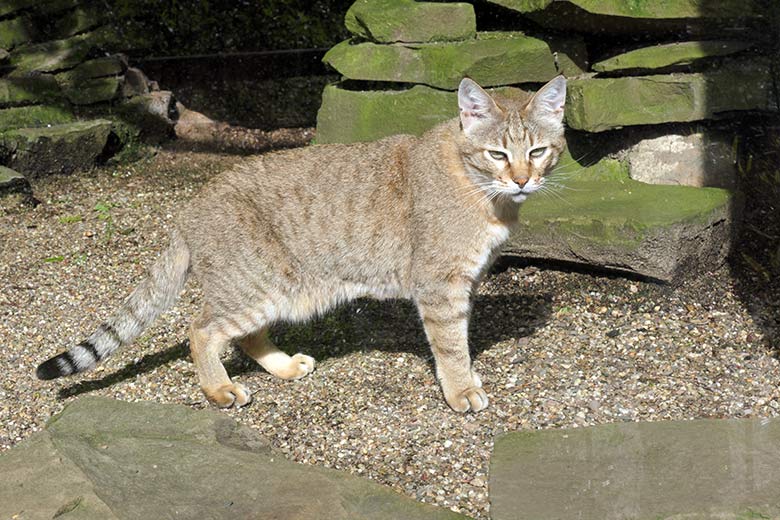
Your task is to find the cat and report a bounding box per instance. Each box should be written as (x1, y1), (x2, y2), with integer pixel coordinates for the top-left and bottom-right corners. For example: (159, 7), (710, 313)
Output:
(37, 76), (567, 413)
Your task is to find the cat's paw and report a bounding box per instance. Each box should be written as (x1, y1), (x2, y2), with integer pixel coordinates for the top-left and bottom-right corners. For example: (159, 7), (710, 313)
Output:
(272, 353), (315, 380)
(443, 371), (488, 412)
(202, 382), (252, 408)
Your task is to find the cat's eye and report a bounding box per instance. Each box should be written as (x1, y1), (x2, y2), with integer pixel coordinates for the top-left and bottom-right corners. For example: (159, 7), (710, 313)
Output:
(488, 150), (507, 161)
(529, 147), (547, 159)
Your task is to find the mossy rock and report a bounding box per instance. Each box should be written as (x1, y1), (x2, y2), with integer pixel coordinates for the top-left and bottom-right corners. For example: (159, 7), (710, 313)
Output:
(56, 55), (125, 83)
(0, 119), (112, 177)
(9, 33), (96, 73)
(60, 76), (122, 105)
(0, 104), (75, 130)
(316, 82), (531, 144)
(345, 0), (476, 43)
(0, 48), (8, 61)
(49, 5), (104, 40)
(487, 0), (759, 18)
(566, 60), (777, 132)
(0, 16), (38, 50)
(593, 40), (755, 72)
(324, 32), (585, 90)
(506, 150), (734, 282)
(0, 75), (62, 108)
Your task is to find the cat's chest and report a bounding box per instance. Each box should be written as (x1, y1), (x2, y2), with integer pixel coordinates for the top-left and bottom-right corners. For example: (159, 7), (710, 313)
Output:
(466, 222), (510, 280)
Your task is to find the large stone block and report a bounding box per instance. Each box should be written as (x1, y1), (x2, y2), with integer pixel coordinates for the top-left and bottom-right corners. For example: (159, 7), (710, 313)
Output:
(57, 55), (126, 83)
(0, 397), (469, 520)
(345, 0), (476, 43)
(490, 418), (780, 519)
(60, 76), (122, 105)
(627, 130), (738, 189)
(0, 75), (62, 108)
(566, 60), (778, 132)
(0, 104), (75, 130)
(0, 16), (37, 50)
(0, 48), (8, 61)
(316, 83), (530, 144)
(593, 40), (755, 73)
(324, 33), (586, 90)
(0, 119), (112, 176)
(487, 0), (759, 18)
(8, 30), (109, 73)
(506, 151), (735, 282)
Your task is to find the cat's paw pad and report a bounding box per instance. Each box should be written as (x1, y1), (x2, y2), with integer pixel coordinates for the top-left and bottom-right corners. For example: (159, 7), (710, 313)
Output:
(445, 386), (489, 413)
(203, 382), (252, 408)
(292, 353), (315, 376)
(274, 353), (315, 380)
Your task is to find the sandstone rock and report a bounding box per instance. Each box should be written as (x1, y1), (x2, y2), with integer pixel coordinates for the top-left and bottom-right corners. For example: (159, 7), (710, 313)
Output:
(0, 164), (29, 193)
(566, 60), (778, 132)
(50, 5), (104, 40)
(0, 104), (75, 130)
(117, 91), (177, 144)
(0, 119), (112, 177)
(56, 55), (126, 83)
(505, 151), (736, 282)
(593, 40), (755, 73)
(490, 417), (780, 519)
(122, 67), (152, 97)
(345, 0), (476, 43)
(627, 130), (738, 189)
(487, 0), (759, 19)
(324, 32), (586, 90)
(9, 31), (100, 73)
(316, 83), (531, 144)
(0, 397), (470, 520)
(0, 75), (62, 108)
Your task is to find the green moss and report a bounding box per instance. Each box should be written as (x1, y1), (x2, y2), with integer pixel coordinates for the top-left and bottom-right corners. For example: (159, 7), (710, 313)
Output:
(486, 0), (759, 18)
(345, 0), (475, 43)
(324, 32), (585, 89)
(593, 40), (754, 72)
(0, 75), (62, 108)
(0, 104), (75, 130)
(0, 16), (37, 50)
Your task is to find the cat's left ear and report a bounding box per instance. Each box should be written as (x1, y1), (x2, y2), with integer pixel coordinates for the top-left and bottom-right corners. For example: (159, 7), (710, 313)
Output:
(527, 75), (566, 125)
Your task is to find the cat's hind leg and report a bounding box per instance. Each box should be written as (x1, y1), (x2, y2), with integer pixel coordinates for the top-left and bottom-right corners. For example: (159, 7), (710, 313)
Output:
(238, 328), (315, 380)
(189, 307), (253, 408)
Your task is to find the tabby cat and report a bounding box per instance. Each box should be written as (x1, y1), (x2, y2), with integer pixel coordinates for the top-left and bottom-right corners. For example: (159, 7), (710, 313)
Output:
(37, 76), (567, 413)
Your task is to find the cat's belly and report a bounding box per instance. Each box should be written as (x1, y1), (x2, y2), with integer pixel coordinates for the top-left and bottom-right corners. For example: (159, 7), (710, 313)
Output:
(281, 278), (406, 322)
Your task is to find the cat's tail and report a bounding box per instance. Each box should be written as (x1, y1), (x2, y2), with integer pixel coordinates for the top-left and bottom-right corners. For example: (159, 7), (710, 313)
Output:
(36, 230), (191, 380)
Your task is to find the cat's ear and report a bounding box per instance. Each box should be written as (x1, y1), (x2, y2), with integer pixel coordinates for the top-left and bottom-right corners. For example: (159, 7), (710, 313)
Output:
(527, 75), (566, 125)
(458, 78), (501, 135)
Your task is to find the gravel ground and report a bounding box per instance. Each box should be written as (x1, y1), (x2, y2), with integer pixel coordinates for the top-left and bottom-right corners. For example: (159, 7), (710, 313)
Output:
(2, 132), (779, 519)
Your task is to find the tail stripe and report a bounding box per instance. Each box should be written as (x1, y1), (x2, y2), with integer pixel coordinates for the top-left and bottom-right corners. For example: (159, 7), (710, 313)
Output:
(78, 340), (100, 362)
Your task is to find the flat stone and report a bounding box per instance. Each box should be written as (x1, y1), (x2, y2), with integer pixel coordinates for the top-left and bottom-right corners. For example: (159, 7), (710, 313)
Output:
(0, 16), (38, 50)
(324, 32), (586, 90)
(628, 130), (738, 189)
(345, 0), (475, 43)
(593, 40), (755, 73)
(0, 103), (75, 130)
(0, 397), (470, 520)
(0, 119), (112, 177)
(0, 164), (29, 193)
(566, 60), (778, 132)
(0, 48), (8, 61)
(116, 90), (177, 144)
(0, 75), (62, 108)
(56, 55), (126, 83)
(487, 0), (759, 18)
(9, 32), (97, 73)
(506, 151), (735, 282)
(60, 76), (122, 105)
(316, 83), (531, 144)
(50, 5), (104, 40)
(490, 418), (780, 519)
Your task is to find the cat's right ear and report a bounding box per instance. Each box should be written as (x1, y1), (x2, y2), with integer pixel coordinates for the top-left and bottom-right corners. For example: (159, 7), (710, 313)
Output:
(458, 78), (500, 135)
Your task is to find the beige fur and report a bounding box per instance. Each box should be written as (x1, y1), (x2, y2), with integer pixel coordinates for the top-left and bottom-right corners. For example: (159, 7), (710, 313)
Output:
(38, 77), (567, 413)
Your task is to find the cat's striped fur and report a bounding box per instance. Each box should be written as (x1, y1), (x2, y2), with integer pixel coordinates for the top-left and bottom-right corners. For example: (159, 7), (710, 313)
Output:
(37, 77), (567, 412)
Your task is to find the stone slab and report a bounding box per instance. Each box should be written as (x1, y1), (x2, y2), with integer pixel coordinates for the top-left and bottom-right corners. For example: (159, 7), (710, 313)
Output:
(0, 119), (112, 177)
(487, 0), (759, 18)
(0, 164), (29, 193)
(566, 60), (778, 132)
(490, 418), (780, 519)
(61, 76), (122, 105)
(0, 48), (8, 61)
(593, 40), (755, 72)
(0, 15), (37, 50)
(324, 32), (586, 90)
(506, 151), (735, 282)
(0, 74), (62, 108)
(56, 55), (126, 83)
(627, 130), (738, 189)
(9, 32), (97, 73)
(0, 103), (75, 130)
(345, 0), (476, 43)
(316, 83), (531, 144)
(0, 396), (470, 520)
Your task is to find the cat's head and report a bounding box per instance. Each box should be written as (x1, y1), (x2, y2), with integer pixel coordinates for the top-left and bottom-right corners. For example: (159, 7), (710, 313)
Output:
(456, 76), (567, 203)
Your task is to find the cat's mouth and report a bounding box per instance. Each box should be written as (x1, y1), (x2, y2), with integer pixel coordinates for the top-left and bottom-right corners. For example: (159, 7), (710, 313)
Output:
(511, 191), (528, 203)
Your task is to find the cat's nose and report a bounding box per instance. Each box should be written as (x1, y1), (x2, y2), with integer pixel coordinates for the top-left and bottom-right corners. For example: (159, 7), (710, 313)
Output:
(513, 177), (529, 189)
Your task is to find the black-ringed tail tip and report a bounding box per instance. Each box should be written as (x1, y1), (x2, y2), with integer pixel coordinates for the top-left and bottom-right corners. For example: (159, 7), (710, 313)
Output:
(36, 356), (67, 380)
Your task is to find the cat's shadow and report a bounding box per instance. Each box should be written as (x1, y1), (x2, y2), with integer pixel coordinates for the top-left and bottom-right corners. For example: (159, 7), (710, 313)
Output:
(58, 290), (553, 399)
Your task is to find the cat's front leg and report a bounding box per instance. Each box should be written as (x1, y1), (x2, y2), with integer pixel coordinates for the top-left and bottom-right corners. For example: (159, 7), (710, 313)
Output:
(416, 288), (488, 413)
